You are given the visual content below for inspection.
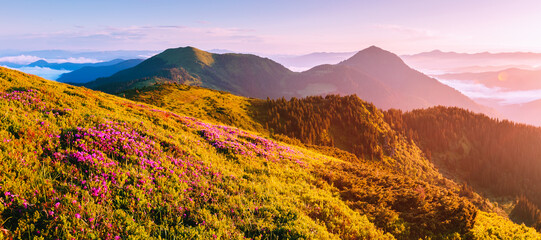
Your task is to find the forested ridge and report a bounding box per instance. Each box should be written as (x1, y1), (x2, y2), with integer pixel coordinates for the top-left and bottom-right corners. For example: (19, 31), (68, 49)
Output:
(383, 106), (541, 230)
(256, 95), (388, 160)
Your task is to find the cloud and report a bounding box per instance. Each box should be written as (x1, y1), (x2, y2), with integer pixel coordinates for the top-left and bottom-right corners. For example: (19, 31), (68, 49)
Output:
(0, 25), (266, 53)
(137, 54), (156, 59)
(437, 78), (541, 105)
(0, 55), (43, 64)
(47, 57), (101, 64)
(0, 55), (102, 64)
(1, 65), (70, 80)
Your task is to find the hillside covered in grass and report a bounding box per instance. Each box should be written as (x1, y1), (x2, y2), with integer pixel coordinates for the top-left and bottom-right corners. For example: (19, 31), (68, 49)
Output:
(2, 67), (396, 239)
(118, 82), (541, 239)
(0, 66), (531, 239)
(123, 84), (440, 182)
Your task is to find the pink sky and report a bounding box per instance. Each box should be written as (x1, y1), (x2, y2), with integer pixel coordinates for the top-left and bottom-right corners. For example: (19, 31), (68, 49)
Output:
(1, 1), (541, 55)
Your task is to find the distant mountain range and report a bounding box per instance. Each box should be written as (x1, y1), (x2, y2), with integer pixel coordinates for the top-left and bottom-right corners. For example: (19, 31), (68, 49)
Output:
(85, 46), (493, 116)
(405, 49), (541, 59)
(434, 67), (541, 126)
(332, 46), (491, 112)
(498, 99), (541, 126)
(57, 59), (144, 84)
(402, 50), (541, 74)
(27, 59), (127, 71)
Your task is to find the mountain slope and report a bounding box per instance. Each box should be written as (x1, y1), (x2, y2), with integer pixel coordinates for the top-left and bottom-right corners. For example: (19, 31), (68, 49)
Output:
(2, 67), (539, 238)
(85, 47), (292, 98)
(279, 64), (403, 109)
(338, 46), (494, 114)
(123, 83), (441, 182)
(499, 99), (541, 126)
(57, 59), (144, 84)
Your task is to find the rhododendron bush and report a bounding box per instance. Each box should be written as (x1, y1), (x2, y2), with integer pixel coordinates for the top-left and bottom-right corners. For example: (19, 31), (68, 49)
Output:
(0, 73), (386, 239)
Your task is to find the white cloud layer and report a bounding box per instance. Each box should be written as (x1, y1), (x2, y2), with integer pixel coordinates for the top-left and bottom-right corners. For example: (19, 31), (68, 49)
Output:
(47, 57), (101, 64)
(437, 78), (541, 105)
(0, 55), (102, 64)
(1, 65), (70, 80)
(0, 55), (43, 64)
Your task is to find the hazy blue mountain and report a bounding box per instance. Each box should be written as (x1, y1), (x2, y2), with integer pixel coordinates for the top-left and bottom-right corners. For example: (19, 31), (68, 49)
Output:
(27, 59), (126, 71)
(0, 62), (25, 68)
(57, 59), (144, 84)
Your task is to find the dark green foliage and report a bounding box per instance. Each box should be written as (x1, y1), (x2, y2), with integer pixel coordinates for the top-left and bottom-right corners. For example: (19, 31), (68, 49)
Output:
(256, 95), (390, 160)
(511, 196), (541, 230)
(384, 106), (541, 227)
(253, 94), (445, 184)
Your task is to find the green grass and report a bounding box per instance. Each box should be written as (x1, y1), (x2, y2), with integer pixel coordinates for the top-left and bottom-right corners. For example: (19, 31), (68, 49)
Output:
(0, 67), (391, 239)
(122, 83), (263, 132)
(1, 67), (539, 239)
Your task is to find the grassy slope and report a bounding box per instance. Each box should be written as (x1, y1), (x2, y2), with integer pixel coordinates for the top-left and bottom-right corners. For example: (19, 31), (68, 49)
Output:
(120, 82), (541, 239)
(124, 84), (440, 182)
(122, 84), (263, 133)
(0, 67), (391, 239)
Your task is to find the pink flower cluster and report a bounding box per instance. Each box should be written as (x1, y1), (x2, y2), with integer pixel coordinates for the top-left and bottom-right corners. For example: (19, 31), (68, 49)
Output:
(0, 89), (70, 116)
(0, 89), (47, 110)
(0, 120), (227, 237)
(180, 117), (305, 165)
(48, 121), (222, 203)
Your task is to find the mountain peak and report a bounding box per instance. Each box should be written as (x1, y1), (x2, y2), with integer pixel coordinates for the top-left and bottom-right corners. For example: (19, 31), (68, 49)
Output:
(339, 46), (408, 71)
(156, 46), (215, 67)
(356, 45), (399, 58)
(28, 60), (49, 66)
(364, 45), (385, 52)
